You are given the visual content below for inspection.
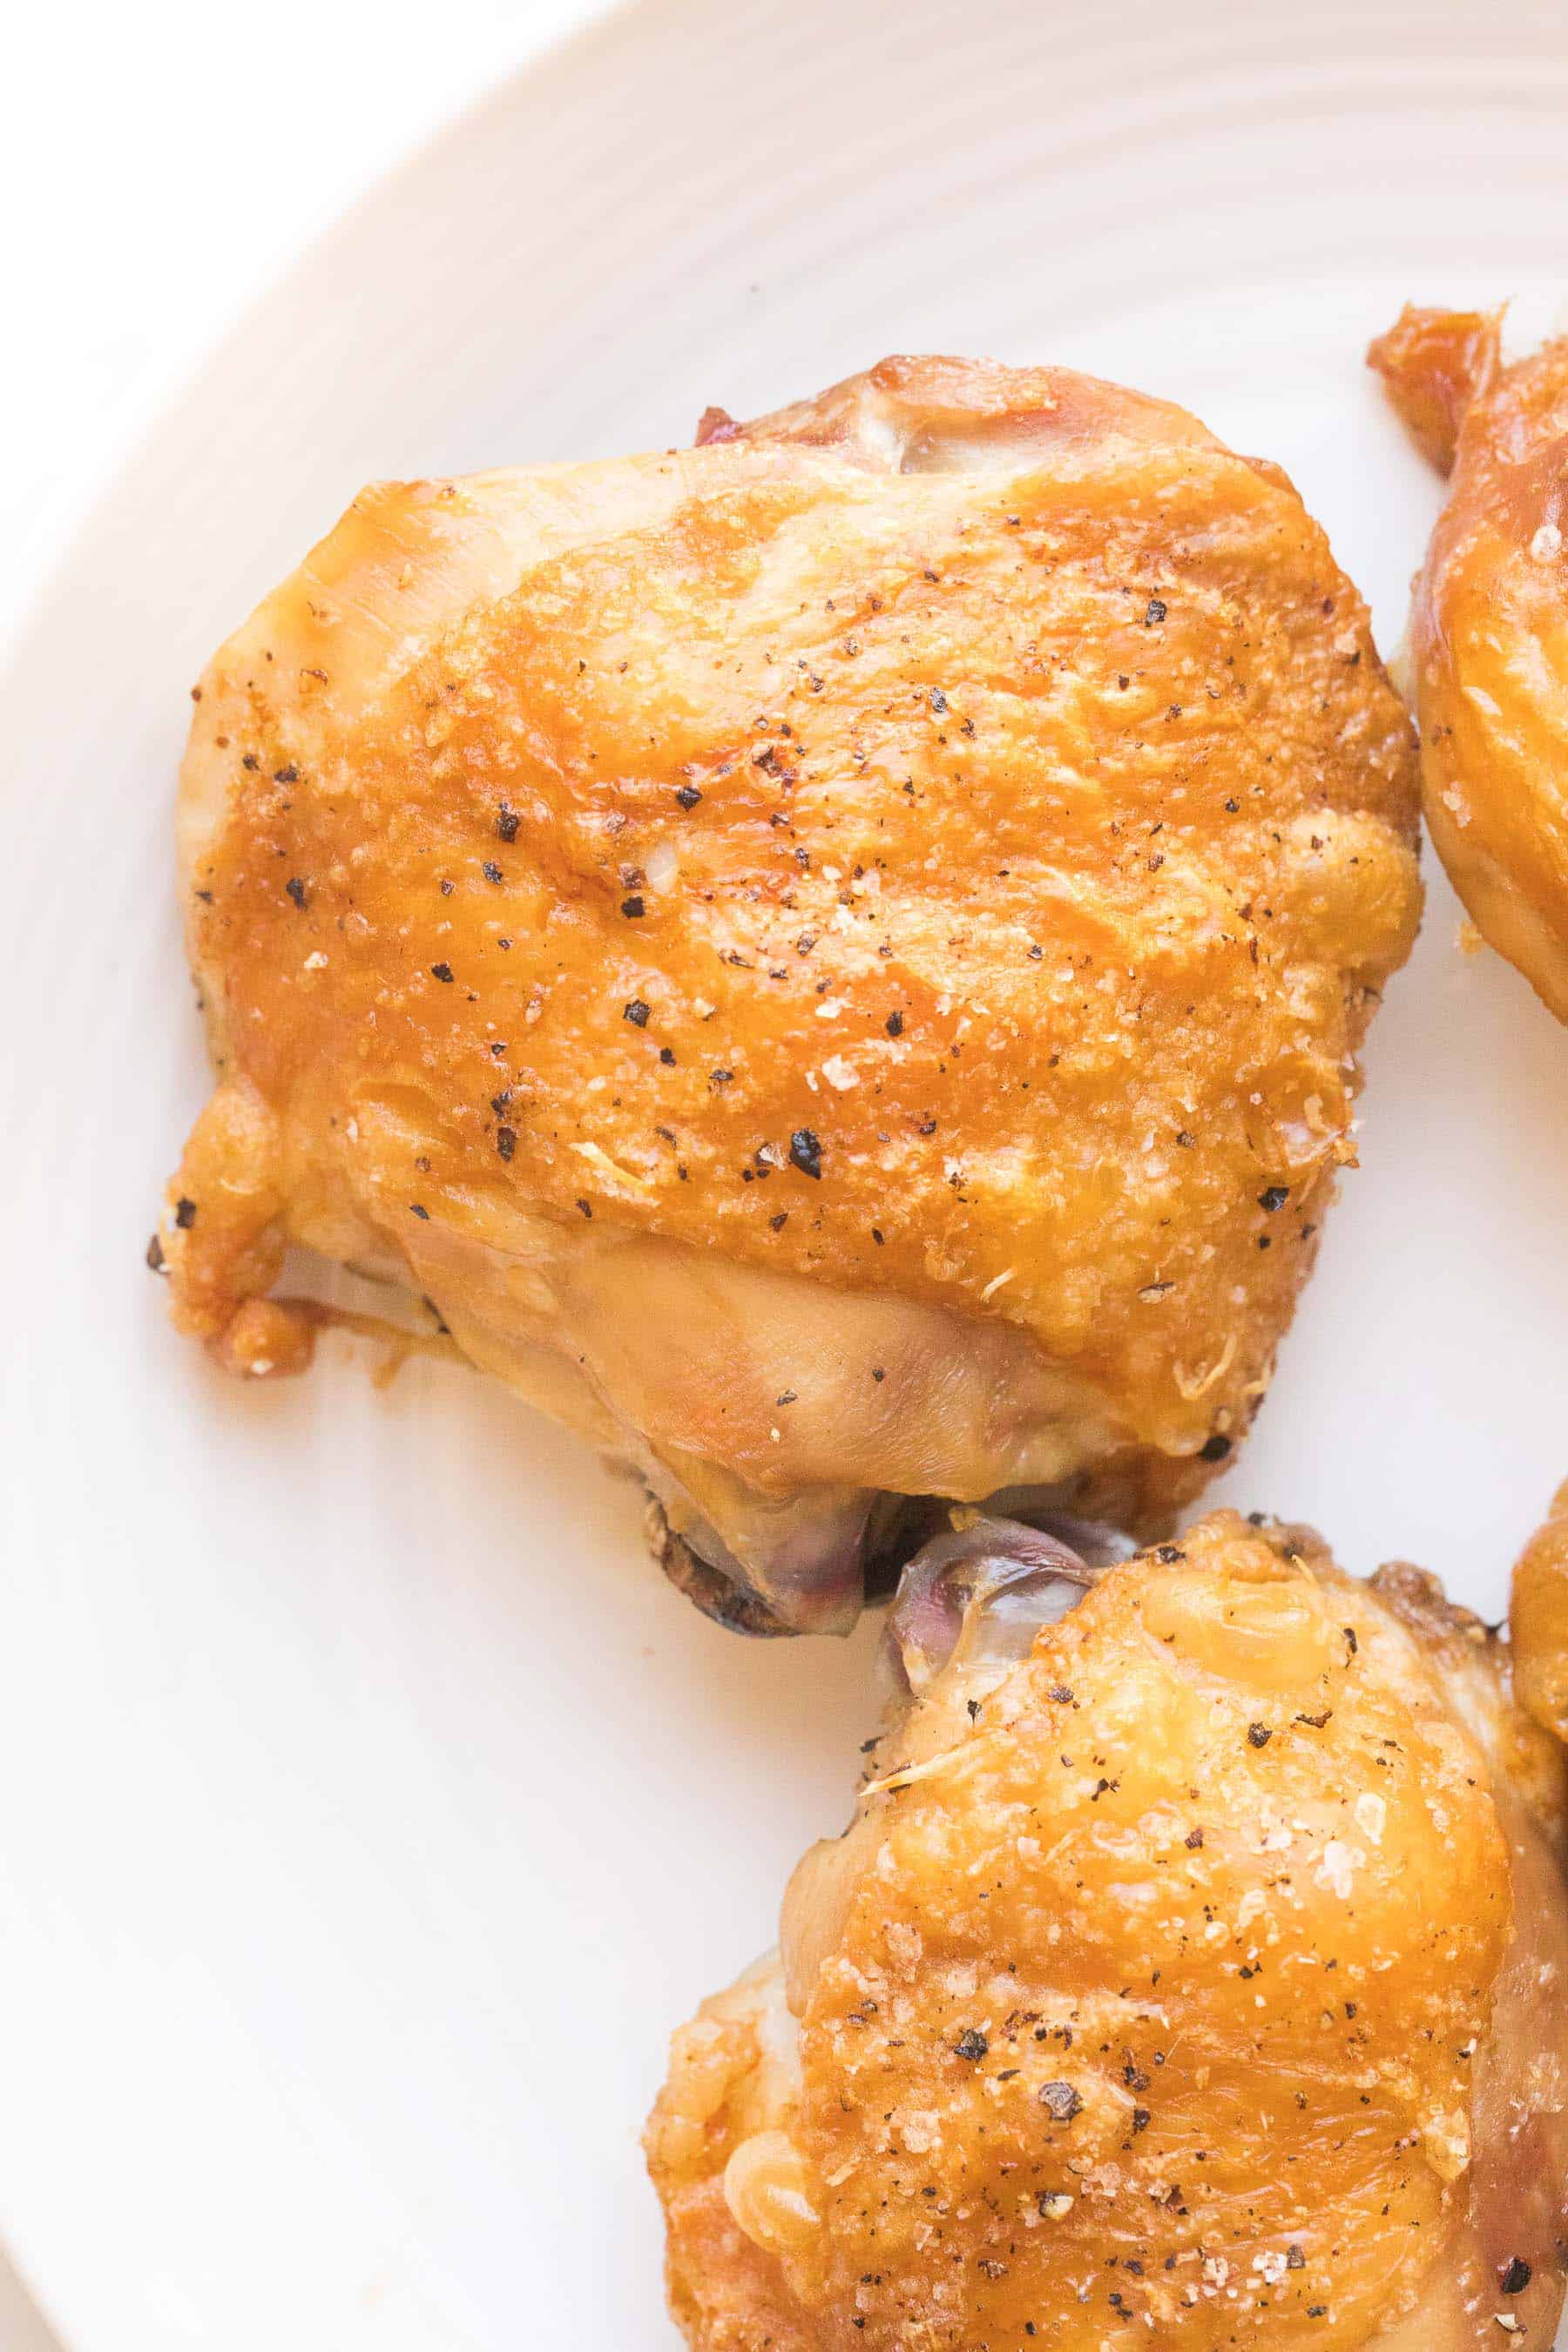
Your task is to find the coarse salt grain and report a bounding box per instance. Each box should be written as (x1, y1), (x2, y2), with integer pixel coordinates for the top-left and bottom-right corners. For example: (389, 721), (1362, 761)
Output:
(1315, 1840), (1357, 1899)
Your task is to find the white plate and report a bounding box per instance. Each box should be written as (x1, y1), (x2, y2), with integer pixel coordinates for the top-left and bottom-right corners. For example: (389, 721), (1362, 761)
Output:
(4, 3), (1568, 2346)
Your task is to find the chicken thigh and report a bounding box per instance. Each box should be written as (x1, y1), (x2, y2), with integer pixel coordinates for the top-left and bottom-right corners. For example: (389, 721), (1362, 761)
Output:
(156, 357), (1420, 1632)
(647, 1507), (1568, 2349)
(1370, 305), (1568, 1019)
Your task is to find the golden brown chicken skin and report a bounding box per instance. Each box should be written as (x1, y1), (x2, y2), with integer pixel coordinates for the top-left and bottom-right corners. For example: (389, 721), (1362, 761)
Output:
(1371, 306), (1568, 1020)
(646, 1508), (1568, 2349)
(156, 357), (1420, 1632)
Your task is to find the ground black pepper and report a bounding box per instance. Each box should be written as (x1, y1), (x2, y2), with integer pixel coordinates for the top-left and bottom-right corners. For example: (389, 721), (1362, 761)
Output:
(789, 1128), (822, 1179)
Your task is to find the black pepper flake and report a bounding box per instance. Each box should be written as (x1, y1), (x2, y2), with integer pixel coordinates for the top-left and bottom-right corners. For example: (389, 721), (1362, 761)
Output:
(1258, 1185), (1290, 1212)
(1051, 1684), (1073, 1704)
(1132, 2107), (1151, 2133)
(710, 1068), (733, 1086)
(274, 763), (299, 783)
(676, 784), (702, 810)
(576, 1199), (593, 1219)
(1501, 2258), (1532, 2295)
(1288, 2247), (1306, 2270)
(1247, 1722), (1273, 1748)
(929, 686), (948, 713)
(145, 1233), (166, 1273)
(430, 962), (455, 983)
(496, 802), (519, 842)
(769, 1212), (788, 1230)
(954, 2029), (989, 2062)
(659, 1046), (676, 1065)
(871, 1367), (885, 1382)
(483, 861), (504, 884)
(1038, 2082), (1082, 2122)
(1143, 598), (1167, 626)
(496, 1125), (517, 1162)
(789, 1127), (822, 1179)
(1155, 1544), (1185, 1563)
(409, 1203), (429, 1220)
(174, 1197), (197, 1229)
(1199, 1433), (1232, 1463)
(285, 876), (308, 909)
(624, 999), (651, 1027)
(241, 752), (259, 770)
(886, 1010), (904, 1037)
(1185, 1828), (1204, 1849)
(620, 895), (645, 919)
(1344, 1625), (1359, 1656)
(440, 879), (454, 896)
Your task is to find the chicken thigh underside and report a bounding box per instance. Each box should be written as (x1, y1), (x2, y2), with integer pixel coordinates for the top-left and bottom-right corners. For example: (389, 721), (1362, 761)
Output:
(159, 355), (1420, 1632)
(647, 1507), (1568, 2351)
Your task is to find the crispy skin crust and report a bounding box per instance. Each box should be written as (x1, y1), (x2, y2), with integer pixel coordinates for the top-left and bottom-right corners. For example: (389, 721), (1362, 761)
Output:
(1374, 314), (1568, 1020)
(159, 357), (1418, 1544)
(1511, 1479), (1568, 1743)
(647, 1512), (1568, 2350)
(1368, 304), (1502, 476)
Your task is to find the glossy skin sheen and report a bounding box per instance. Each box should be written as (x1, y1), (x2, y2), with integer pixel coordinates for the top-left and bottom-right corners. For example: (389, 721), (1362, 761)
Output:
(158, 358), (1420, 1630)
(646, 1513), (1568, 2350)
(1372, 308), (1568, 1021)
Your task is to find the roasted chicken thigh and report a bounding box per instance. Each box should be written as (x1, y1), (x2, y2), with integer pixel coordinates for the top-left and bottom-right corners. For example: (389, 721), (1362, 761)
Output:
(157, 357), (1420, 1632)
(1370, 305), (1568, 1019)
(647, 1508), (1568, 2349)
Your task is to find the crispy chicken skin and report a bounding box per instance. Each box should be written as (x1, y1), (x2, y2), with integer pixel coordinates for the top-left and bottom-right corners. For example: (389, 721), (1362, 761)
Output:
(157, 357), (1419, 1632)
(1370, 306), (1568, 1020)
(646, 1509), (1568, 2350)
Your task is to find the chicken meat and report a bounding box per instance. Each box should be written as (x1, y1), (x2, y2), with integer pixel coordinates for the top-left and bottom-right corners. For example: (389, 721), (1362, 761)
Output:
(156, 357), (1420, 1632)
(647, 1505), (1568, 2349)
(1370, 304), (1568, 1020)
